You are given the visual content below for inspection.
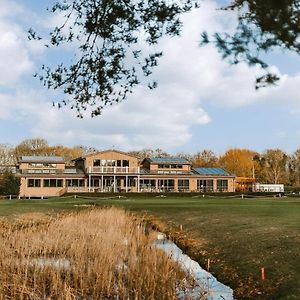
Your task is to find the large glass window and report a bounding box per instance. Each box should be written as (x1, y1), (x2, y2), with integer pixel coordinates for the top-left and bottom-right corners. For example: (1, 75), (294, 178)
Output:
(217, 180), (228, 192)
(91, 178), (100, 187)
(127, 178), (136, 187)
(93, 159), (101, 167)
(158, 179), (174, 191)
(66, 179), (85, 187)
(44, 179), (63, 187)
(123, 160), (129, 167)
(178, 179), (189, 191)
(197, 180), (214, 192)
(140, 179), (156, 191)
(27, 179), (41, 187)
(93, 160), (119, 167)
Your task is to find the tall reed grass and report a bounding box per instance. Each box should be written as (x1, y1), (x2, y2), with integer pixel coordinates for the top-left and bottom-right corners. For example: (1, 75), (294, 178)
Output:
(0, 208), (194, 299)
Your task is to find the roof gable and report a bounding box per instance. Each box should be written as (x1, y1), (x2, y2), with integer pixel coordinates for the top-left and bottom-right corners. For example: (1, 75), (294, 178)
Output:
(77, 149), (139, 160)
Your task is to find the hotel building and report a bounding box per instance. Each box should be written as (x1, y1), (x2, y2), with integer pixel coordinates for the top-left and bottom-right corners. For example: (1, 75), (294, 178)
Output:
(18, 150), (235, 197)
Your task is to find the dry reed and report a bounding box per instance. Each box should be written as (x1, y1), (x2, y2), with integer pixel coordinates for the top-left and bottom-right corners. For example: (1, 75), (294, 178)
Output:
(0, 208), (194, 299)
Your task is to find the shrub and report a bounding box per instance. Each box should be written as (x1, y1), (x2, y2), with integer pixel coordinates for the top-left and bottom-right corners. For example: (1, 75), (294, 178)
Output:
(0, 171), (20, 196)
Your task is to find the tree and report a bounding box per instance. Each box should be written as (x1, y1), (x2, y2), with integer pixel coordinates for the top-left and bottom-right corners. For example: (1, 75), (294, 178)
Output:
(13, 139), (96, 165)
(128, 148), (170, 159)
(0, 144), (15, 167)
(14, 138), (49, 157)
(202, 0), (300, 89)
(0, 171), (20, 196)
(192, 149), (218, 167)
(261, 149), (288, 184)
(175, 152), (193, 162)
(29, 0), (198, 117)
(46, 145), (86, 165)
(287, 149), (300, 186)
(29, 1), (300, 115)
(219, 148), (258, 177)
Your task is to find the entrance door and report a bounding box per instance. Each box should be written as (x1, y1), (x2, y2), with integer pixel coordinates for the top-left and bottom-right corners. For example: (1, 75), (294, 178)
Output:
(103, 177), (114, 192)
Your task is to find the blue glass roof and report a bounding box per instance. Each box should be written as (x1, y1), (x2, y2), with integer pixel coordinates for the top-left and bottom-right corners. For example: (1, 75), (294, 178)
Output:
(149, 157), (189, 164)
(193, 167), (230, 176)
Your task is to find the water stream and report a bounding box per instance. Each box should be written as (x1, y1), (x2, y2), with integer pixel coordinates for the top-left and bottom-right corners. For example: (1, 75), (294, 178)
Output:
(155, 234), (234, 300)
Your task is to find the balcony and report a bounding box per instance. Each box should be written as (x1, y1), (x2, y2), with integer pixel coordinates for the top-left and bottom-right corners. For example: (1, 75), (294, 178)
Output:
(21, 169), (64, 174)
(87, 166), (140, 174)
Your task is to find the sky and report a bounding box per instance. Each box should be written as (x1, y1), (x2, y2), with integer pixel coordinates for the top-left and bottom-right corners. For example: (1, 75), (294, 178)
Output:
(1, 0), (300, 155)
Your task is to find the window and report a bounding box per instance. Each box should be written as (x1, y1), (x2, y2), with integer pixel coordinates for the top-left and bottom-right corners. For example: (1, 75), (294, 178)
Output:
(140, 179), (156, 189)
(178, 179), (189, 191)
(98, 160), (116, 167)
(29, 163), (57, 168)
(44, 179), (63, 187)
(66, 179), (85, 187)
(158, 164), (184, 169)
(217, 180), (228, 192)
(117, 160), (122, 167)
(123, 160), (129, 167)
(93, 160), (101, 167)
(27, 179), (41, 187)
(127, 178), (136, 187)
(158, 164), (171, 169)
(173, 165), (183, 169)
(107, 160), (116, 167)
(158, 179), (174, 191)
(91, 178), (100, 187)
(197, 180), (214, 192)
(29, 163), (43, 167)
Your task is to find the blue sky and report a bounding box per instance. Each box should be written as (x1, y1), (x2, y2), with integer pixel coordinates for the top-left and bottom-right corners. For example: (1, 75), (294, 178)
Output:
(1, 0), (300, 154)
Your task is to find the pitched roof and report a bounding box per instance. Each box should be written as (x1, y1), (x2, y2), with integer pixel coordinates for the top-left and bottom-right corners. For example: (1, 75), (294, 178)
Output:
(74, 149), (139, 160)
(147, 157), (190, 164)
(19, 156), (65, 163)
(193, 167), (231, 176)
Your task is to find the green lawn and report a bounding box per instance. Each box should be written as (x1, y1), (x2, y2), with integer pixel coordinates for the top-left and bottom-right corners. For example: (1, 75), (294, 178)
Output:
(1, 195), (300, 299)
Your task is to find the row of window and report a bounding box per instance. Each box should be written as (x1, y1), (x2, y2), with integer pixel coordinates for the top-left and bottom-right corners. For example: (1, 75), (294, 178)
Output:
(93, 160), (130, 167)
(157, 164), (183, 169)
(140, 179), (229, 191)
(29, 163), (57, 168)
(27, 179), (85, 188)
(91, 178), (136, 187)
(27, 178), (229, 190)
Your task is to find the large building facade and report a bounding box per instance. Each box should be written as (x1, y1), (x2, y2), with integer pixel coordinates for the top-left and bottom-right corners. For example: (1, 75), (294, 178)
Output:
(18, 150), (235, 197)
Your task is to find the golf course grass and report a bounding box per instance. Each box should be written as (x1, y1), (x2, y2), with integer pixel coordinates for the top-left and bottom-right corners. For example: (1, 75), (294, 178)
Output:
(1, 195), (300, 299)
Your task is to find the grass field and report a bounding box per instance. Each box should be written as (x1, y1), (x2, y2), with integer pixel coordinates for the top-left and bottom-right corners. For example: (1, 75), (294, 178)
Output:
(1, 195), (300, 299)
(0, 207), (193, 299)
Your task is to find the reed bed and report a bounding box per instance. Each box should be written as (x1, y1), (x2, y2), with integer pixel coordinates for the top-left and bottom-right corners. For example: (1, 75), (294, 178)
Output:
(0, 208), (194, 299)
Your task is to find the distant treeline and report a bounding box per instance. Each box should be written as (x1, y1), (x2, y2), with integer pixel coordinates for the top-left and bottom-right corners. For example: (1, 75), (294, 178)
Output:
(0, 138), (299, 185)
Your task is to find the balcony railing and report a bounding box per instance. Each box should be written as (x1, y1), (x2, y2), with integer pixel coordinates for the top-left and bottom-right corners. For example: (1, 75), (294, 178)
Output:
(87, 166), (140, 174)
(21, 169), (64, 174)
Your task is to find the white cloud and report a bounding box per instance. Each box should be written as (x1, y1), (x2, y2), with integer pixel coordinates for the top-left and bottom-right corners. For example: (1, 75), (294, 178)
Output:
(1, 0), (300, 151)
(0, 20), (33, 86)
(3, 85), (210, 149)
